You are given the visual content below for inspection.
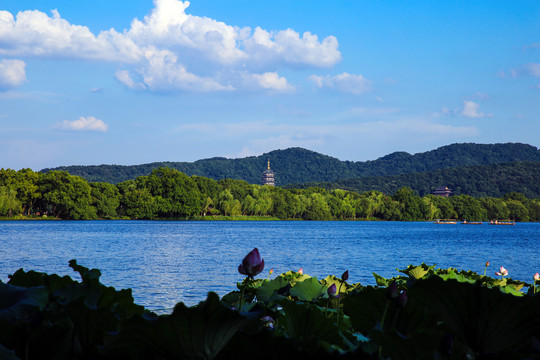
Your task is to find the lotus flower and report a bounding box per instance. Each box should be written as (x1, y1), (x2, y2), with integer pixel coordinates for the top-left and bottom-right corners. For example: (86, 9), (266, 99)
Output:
(495, 266), (508, 278)
(341, 270), (349, 281)
(327, 283), (337, 296)
(534, 272), (539, 282)
(238, 248), (265, 279)
(298, 267), (303, 274)
(485, 261), (490, 267)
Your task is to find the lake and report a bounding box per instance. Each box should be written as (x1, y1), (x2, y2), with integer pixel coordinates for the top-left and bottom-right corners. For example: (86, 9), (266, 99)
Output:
(1, 220), (538, 312)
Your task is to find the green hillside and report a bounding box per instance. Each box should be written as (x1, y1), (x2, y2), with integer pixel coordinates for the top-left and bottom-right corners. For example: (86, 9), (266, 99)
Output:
(41, 142), (540, 186)
(287, 161), (540, 198)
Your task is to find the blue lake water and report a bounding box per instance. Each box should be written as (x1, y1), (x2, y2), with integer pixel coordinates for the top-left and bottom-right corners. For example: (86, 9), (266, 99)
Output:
(1, 220), (539, 312)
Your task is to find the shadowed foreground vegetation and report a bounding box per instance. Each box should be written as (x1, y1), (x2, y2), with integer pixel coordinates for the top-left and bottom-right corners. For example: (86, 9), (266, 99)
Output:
(2, 259), (540, 359)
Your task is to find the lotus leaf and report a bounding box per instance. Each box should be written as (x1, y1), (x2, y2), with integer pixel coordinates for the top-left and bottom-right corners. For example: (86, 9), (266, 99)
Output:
(409, 276), (540, 356)
(289, 277), (326, 302)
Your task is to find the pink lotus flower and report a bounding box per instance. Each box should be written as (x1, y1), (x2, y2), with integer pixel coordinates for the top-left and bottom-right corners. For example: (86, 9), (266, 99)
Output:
(298, 267), (303, 274)
(534, 272), (539, 282)
(238, 248), (265, 279)
(495, 266), (508, 277)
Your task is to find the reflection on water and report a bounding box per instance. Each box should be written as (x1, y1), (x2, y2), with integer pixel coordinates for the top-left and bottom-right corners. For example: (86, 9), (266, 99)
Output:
(1, 220), (539, 312)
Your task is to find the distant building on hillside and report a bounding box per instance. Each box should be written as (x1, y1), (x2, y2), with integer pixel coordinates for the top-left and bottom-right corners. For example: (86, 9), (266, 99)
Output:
(261, 159), (275, 186)
(432, 186), (452, 197)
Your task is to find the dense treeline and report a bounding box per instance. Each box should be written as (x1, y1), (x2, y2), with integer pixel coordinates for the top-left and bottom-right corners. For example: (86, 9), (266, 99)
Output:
(288, 161), (540, 198)
(1, 167), (539, 222)
(42, 142), (540, 185)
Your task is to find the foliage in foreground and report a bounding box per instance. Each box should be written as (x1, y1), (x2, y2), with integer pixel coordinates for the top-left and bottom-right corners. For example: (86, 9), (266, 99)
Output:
(2, 261), (540, 359)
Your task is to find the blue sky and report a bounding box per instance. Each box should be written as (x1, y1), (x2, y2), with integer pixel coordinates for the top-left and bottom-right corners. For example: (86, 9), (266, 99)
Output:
(1, 0), (539, 170)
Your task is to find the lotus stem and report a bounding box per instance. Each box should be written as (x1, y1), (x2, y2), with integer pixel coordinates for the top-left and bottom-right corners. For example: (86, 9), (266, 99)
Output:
(239, 282), (246, 312)
(378, 301), (390, 360)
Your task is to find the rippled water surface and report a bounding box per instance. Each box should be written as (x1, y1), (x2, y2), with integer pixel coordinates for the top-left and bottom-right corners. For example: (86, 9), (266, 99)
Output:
(1, 220), (538, 311)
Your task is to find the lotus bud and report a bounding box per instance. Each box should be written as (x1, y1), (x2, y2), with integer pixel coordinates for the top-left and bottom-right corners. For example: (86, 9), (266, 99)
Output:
(396, 290), (407, 308)
(485, 261), (489, 267)
(341, 270), (349, 281)
(327, 283), (337, 296)
(386, 281), (399, 300)
(238, 248), (265, 279)
(269, 268), (274, 275)
(298, 267), (303, 275)
(534, 272), (539, 282)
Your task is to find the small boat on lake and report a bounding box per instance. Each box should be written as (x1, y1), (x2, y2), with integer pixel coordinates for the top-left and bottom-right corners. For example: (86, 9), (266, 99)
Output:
(461, 220), (483, 225)
(489, 220), (515, 225)
(434, 219), (457, 224)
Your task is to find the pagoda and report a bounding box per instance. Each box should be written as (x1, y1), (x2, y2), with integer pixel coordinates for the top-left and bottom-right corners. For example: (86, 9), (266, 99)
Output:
(432, 186), (452, 197)
(261, 159), (275, 186)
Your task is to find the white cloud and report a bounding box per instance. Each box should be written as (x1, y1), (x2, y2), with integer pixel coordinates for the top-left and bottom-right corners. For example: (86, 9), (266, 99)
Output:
(244, 27), (340, 69)
(243, 72), (294, 92)
(308, 72), (371, 94)
(527, 63), (540, 77)
(0, 59), (26, 89)
(461, 101), (489, 118)
(0, 0), (342, 92)
(472, 92), (490, 100)
(55, 116), (108, 132)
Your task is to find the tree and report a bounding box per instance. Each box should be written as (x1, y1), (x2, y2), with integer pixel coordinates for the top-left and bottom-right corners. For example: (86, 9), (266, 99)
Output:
(392, 187), (425, 221)
(505, 200), (529, 222)
(140, 168), (204, 218)
(90, 182), (120, 218)
(0, 186), (22, 217)
(449, 195), (487, 221)
(119, 183), (159, 219)
(37, 171), (97, 219)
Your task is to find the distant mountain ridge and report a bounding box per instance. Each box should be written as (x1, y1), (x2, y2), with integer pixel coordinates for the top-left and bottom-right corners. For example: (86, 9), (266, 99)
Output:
(42, 142), (540, 185)
(287, 161), (540, 198)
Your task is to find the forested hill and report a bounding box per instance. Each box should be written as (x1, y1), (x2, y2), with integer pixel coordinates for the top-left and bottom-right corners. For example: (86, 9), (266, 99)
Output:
(286, 161), (540, 199)
(41, 142), (540, 185)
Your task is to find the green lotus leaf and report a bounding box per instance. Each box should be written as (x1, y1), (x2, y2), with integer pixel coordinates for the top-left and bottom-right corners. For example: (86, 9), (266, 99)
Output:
(0, 344), (19, 360)
(342, 286), (387, 334)
(279, 300), (343, 348)
(438, 270), (476, 284)
(256, 277), (290, 303)
(372, 272), (388, 287)
(409, 276), (540, 355)
(398, 263), (436, 279)
(407, 266), (428, 280)
(0, 283), (48, 323)
(105, 292), (253, 360)
(289, 277), (326, 302)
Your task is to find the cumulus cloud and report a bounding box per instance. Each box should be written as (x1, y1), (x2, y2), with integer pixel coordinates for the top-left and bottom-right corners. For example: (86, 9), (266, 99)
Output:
(242, 72), (294, 92)
(0, 59), (26, 89)
(0, 0), (342, 92)
(461, 101), (489, 118)
(308, 72), (371, 94)
(55, 116), (108, 132)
